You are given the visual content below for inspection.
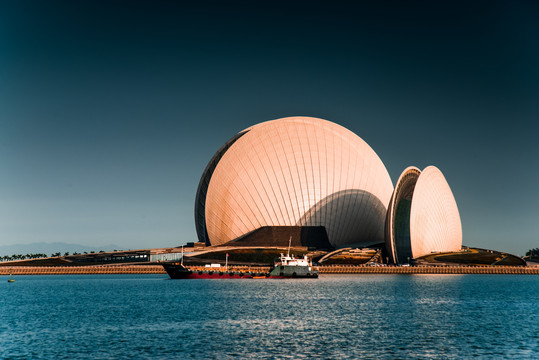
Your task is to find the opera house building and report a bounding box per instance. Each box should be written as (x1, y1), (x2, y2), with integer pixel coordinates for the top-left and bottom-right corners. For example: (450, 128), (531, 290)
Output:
(195, 116), (462, 264)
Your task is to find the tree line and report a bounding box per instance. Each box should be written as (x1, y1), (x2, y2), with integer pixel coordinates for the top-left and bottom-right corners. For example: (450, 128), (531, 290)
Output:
(1, 250), (108, 262)
(525, 248), (539, 258)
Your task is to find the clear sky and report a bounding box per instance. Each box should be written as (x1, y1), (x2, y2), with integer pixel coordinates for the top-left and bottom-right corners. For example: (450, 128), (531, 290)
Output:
(1, 1), (537, 255)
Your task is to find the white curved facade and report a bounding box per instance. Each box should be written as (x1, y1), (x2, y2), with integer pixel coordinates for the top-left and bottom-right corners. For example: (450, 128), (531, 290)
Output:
(410, 166), (462, 257)
(201, 116), (394, 248)
(386, 166), (462, 263)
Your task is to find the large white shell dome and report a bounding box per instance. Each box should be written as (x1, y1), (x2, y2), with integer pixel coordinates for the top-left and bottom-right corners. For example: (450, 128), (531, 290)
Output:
(196, 116), (394, 249)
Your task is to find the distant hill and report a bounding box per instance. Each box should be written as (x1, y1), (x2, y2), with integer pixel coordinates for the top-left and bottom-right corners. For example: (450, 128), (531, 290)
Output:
(0, 242), (122, 256)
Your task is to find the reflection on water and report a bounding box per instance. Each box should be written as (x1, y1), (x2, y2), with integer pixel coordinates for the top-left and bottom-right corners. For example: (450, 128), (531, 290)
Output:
(1, 274), (538, 359)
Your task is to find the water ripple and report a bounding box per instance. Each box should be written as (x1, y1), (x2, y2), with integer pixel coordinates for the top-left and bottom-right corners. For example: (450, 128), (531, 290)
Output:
(1, 274), (538, 359)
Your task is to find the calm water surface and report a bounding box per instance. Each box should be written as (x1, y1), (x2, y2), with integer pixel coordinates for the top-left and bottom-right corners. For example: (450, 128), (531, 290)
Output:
(1, 274), (538, 359)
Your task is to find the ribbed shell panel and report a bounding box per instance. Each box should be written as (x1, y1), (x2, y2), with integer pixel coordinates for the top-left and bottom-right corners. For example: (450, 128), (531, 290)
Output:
(409, 166), (462, 258)
(386, 167), (421, 264)
(194, 131), (248, 244)
(204, 117), (393, 248)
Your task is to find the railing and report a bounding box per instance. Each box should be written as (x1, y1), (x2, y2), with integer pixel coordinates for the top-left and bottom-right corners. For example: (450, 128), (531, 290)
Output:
(318, 265), (539, 274)
(0, 265), (166, 275)
(1, 264), (538, 275)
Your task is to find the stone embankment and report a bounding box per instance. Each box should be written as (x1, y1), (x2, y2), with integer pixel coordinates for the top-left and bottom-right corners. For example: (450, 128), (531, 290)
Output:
(0, 265), (270, 275)
(320, 265), (539, 275)
(1, 265), (538, 275)
(0, 265), (166, 275)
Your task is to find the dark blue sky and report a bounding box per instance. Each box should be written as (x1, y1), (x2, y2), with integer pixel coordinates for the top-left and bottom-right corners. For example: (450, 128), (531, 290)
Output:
(1, 1), (537, 254)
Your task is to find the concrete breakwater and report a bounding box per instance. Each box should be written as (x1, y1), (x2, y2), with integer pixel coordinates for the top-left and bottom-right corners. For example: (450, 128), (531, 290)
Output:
(320, 265), (539, 275)
(0, 265), (269, 275)
(2, 264), (539, 275)
(0, 265), (167, 275)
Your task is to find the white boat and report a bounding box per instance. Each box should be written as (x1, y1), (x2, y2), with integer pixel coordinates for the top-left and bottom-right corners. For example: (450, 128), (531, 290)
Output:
(7, 269), (15, 283)
(268, 237), (318, 278)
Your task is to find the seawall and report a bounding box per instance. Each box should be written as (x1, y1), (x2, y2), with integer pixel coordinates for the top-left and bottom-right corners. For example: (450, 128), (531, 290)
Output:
(0, 265), (166, 275)
(320, 265), (539, 275)
(1, 265), (539, 275)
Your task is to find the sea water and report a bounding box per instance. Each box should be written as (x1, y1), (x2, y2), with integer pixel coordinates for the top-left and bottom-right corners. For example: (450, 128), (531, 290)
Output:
(1, 274), (538, 359)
